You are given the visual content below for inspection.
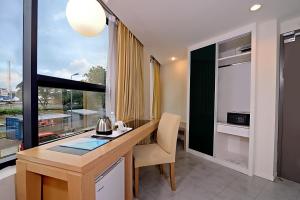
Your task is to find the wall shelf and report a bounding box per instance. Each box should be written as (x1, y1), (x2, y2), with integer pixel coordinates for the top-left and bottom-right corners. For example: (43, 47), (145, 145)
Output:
(217, 122), (249, 138)
(218, 52), (251, 67)
(218, 51), (251, 61)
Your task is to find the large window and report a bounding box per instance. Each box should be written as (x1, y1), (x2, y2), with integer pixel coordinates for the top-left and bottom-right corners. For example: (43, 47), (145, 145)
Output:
(37, 0), (108, 144)
(0, 0), (108, 167)
(0, 0), (23, 165)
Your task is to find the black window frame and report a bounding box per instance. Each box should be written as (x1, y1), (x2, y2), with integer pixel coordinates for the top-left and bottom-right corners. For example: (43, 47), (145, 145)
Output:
(0, 0), (107, 169)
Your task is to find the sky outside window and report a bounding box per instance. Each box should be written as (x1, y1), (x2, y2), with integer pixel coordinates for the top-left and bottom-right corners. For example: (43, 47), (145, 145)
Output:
(38, 0), (109, 84)
(0, 0), (23, 91)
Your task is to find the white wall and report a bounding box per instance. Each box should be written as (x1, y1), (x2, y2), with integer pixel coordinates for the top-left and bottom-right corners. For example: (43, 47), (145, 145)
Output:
(280, 15), (300, 34)
(0, 166), (16, 200)
(254, 15), (300, 179)
(217, 63), (251, 122)
(254, 19), (279, 180)
(160, 59), (188, 122)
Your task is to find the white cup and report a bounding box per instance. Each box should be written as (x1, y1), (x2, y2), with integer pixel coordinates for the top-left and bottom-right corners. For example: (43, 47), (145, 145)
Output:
(116, 121), (127, 131)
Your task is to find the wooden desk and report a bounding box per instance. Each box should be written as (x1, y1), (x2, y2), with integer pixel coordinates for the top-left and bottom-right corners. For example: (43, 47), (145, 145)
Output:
(16, 120), (159, 200)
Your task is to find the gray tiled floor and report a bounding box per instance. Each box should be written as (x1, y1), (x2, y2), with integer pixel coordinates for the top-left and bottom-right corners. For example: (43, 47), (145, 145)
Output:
(134, 147), (300, 200)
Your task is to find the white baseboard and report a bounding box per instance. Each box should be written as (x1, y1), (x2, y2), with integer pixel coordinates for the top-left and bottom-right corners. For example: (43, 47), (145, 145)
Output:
(254, 171), (275, 181)
(187, 148), (216, 162)
(187, 148), (251, 176)
(188, 147), (276, 181)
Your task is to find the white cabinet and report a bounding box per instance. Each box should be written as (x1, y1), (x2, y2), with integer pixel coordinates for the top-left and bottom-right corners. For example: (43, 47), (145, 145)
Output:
(95, 158), (124, 200)
(187, 25), (256, 176)
(214, 32), (254, 175)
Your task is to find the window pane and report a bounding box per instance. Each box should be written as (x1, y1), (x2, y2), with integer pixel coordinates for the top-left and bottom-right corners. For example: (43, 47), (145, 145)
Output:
(37, 0), (108, 85)
(0, 0), (23, 164)
(38, 87), (105, 144)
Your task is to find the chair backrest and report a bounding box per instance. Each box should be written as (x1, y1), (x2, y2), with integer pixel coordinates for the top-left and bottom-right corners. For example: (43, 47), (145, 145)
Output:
(157, 113), (181, 158)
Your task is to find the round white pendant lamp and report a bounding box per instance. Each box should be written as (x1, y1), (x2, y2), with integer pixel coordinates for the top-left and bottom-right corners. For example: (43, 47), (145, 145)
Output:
(66, 0), (106, 37)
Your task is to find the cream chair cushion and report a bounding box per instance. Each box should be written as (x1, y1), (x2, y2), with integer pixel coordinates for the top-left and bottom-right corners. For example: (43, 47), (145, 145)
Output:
(157, 113), (181, 155)
(134, 144), (172, 168)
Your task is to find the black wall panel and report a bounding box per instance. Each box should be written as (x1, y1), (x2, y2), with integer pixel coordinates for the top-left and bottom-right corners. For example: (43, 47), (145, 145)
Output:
(189, 44), (216, 156)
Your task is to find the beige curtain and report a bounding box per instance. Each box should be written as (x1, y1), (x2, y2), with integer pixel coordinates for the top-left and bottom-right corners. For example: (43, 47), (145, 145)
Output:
(116, 21), (144, 121)
(151, 59), (161, 119)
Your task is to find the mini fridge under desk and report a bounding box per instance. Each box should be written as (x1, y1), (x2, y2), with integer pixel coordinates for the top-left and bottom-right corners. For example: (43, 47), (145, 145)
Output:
(95, 157), (125, 200)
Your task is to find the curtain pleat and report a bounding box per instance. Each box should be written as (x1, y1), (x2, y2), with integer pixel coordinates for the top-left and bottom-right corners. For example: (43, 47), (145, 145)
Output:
(116, 22), (145, 122)
(152, 60), (161, 119)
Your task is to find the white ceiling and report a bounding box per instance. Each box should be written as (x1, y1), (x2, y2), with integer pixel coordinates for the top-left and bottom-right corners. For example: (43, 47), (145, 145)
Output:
(106, 0), (300, 64)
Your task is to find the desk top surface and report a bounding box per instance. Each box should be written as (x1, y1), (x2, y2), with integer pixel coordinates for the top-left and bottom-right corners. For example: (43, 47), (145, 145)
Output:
(17, 119), (159, 173)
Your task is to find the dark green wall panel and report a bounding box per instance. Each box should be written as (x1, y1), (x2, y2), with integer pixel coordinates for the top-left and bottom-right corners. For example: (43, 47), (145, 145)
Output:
(189, 44), (216, 156)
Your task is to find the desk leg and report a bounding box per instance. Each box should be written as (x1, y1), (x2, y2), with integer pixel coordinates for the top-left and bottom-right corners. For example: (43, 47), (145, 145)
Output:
(125, 150), (133, 200)
(16, 160), (26, 200)
(16, 160), (42, 200)
(67, 173), (83, 200)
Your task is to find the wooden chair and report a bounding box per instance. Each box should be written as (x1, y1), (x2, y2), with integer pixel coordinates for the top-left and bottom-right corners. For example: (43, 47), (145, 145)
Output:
(133, 113), (181, 197)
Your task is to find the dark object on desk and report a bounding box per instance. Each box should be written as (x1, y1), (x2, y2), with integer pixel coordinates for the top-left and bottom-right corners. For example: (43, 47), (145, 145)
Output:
(227, 112), (250, 126)
(48, 120), (150, 155)
(48, 145), (89, 156)
(60, 138), (109, 151)
(96, 117), (113, 135)
(48, 137), (112, 156)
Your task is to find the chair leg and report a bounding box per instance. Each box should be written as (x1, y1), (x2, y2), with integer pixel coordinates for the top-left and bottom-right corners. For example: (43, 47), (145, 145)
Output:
(169, 163), (176, 191)
(159, 164), (165, 175)
(134, 167), (139, 197)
